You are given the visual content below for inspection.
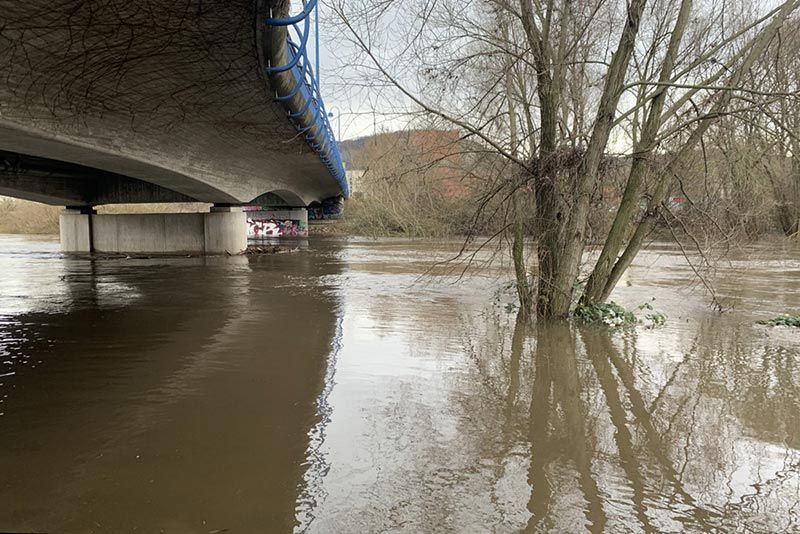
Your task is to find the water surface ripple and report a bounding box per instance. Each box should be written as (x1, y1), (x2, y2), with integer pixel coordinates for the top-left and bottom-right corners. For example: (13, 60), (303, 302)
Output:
(0, 235), (798, 533)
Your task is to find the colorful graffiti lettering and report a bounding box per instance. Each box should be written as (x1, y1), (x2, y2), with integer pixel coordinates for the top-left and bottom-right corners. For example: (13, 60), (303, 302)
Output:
(308, 197), (344, 220)
(247, 218), (306, 237)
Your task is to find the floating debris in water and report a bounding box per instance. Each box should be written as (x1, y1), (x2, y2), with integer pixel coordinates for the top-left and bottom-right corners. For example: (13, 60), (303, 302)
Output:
(245, 245), (299, 255)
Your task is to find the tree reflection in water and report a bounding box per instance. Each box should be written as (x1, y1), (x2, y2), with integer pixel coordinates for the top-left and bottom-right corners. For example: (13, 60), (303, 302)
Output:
(477, 311), (800, 532)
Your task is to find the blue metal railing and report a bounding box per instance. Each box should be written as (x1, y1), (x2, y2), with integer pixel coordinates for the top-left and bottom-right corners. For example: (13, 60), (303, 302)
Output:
(265, 0), (348, 198)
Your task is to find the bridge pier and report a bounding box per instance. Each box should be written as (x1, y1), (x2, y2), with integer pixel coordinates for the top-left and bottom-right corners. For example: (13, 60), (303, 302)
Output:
(60, 207), (95, 253)
(59, 205), (247, 255)
(204, 205), (248, 254)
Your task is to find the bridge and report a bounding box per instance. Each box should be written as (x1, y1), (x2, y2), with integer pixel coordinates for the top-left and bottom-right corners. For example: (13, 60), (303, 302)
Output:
(0, 0), (346, 254)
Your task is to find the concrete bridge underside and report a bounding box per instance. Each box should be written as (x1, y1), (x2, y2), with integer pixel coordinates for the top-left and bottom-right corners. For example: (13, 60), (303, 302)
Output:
(0, 0), (343, 209)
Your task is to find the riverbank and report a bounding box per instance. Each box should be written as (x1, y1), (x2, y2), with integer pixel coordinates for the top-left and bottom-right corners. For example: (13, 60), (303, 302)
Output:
(2, 196), (796, 244)
(0, 199), (59, 234)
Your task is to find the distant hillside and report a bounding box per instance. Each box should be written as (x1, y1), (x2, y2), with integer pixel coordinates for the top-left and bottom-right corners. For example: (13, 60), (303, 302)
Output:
(339, 129), (462, 171)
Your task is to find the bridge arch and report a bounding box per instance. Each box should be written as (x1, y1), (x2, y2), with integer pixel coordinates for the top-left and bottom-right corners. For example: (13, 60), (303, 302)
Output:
(248, 190), (307, 208)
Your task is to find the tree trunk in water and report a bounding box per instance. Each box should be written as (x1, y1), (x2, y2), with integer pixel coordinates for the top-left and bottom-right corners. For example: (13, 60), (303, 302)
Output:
(534, 153), (587, 318)
(536, 221), (586, 318)
(782, 155), (800, 236)
(600, 176), (670, 302)
(512, 192), (532, 318)
(525, 0), (649, 319)
(598, 0), (799, 302)
(776, 201), (799, 236)
(581, 0), (694, 306)
(501, 18), (532, 318)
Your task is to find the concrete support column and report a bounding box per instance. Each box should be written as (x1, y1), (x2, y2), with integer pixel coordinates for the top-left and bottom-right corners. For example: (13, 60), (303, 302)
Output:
(205, 205), (247, 254)
(60, 205), (247, 255)
(59, 207), (94, 253)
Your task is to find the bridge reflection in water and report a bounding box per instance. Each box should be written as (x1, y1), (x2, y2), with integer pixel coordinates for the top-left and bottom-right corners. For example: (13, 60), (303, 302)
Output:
(0, 236), (343, 532)
(0, 237), (798, 532)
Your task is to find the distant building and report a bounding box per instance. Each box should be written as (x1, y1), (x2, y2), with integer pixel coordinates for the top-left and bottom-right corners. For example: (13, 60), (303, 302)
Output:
(338, 129), (472, 199)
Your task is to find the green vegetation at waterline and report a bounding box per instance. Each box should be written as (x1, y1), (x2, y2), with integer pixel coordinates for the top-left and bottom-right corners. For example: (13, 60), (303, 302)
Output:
(497, 281), (668, 329)
(757, 314), (800, 327)
(573, 299), (667, 329)
(573, 301), (637, 326)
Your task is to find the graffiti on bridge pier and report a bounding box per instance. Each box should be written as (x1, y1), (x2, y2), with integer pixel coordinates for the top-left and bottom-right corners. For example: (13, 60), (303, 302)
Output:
(247, 218), (307, 238)
(308, 197), (344, 220)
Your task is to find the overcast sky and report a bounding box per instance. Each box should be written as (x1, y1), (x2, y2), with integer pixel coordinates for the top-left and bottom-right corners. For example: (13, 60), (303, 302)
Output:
(309, 0), (410, 140)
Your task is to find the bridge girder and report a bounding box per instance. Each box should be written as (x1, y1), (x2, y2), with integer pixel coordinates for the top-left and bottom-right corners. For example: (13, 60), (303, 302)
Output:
(0, 0), (345, 207)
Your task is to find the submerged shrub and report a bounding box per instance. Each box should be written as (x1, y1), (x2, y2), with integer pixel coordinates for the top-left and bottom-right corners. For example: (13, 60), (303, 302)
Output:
(757, 314), (800, 327)
(574, 301), (637, 327)
(574, 299), (667, 328)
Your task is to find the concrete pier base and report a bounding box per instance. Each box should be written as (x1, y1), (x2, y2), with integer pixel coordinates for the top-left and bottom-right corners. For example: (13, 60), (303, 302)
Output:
(59, 207), (247, 255)
(59, 208), (93, 253)
(205, 206), (248, 254)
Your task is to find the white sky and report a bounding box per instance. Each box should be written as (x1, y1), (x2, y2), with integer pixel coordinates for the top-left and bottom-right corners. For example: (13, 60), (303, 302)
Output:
(307, 1), (409, 140)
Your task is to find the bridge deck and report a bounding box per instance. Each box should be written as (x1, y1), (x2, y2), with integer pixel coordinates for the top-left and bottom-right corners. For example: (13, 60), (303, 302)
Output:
(0, 0), (344, 207)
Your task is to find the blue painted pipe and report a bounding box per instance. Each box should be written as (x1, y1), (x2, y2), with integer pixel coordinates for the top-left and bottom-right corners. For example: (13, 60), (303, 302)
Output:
(266, 0), (318, 26)
(265, 0), (348, 196)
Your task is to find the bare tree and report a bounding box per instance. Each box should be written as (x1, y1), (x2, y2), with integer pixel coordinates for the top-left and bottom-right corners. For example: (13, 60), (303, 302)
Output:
(329, 0), (800, 318)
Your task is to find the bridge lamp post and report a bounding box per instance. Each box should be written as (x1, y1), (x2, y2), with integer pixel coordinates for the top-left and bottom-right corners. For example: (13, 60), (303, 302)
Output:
(327, 110), (342, 142)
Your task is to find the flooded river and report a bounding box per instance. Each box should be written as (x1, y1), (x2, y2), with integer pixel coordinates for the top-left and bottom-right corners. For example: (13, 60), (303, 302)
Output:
(0, 234), (798, 533)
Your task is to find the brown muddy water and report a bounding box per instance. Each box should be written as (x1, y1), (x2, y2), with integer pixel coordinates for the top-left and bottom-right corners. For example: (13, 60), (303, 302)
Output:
(0, 234), (798, 533)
